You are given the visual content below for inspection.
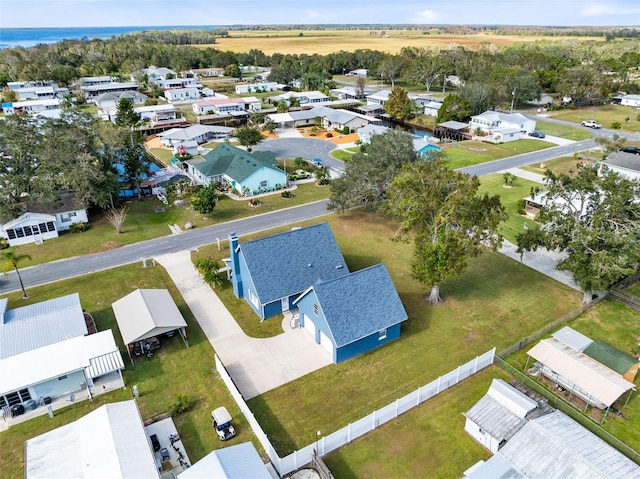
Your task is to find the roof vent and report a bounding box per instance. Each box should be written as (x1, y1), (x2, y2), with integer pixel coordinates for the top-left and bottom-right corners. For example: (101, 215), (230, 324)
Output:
(336, 265), (343, 269)
(308, 264), (313, 267)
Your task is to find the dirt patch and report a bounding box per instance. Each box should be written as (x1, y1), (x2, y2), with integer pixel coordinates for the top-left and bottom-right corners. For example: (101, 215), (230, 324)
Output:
(329, 133), (360, 144)
(101, 241), (119, 250)
(261, 130), (278, 139)
(144, 136), (164, 149)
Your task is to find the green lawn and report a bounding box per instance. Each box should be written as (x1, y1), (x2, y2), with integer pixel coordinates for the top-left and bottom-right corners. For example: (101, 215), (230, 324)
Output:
(324, 366), (510, 479)
(0, 264), (261, 479)
(331, 149), (355, 161)
(148, 147), (175, 166)
(478, 173), (541, 244)
(546, 104), (640, 133)
(245, 211), (581, 456)
(534, 120), (592, 141)
(443, 139), (554, 169)
(12, 183), (331, 268)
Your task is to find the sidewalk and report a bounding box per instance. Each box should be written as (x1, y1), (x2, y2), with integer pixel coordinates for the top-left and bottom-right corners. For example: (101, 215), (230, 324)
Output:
(155, 251), (332, 400)
(499, 240), (580, 291)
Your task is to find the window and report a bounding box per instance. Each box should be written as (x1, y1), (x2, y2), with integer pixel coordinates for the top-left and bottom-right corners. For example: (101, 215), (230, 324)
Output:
(479, 428), (486, 436)
(58, 375), (67, 381)
(313, 303), (319, 316)
(46, 221), (55, 232)
(18, 389), (31, 401)
(15, 228), (25, 238)
(260, 180), (268, 188)
(39, 223), (47, 233)
(378, 329), (387, 340)
(6, 229), (16, 240)
(60, 213), (71, 223)
(23, 226), (32, 236)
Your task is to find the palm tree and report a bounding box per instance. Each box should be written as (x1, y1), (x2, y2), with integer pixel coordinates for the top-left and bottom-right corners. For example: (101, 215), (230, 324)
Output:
(0, 248), (32, 298)
(195, 257), (225, 289)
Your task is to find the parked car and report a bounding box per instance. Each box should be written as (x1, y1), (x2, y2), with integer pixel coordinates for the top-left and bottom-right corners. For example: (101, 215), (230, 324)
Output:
(581, 120), (602, 129)
(620, 146), (640, 155)
(528, 131), (546, 138)
(212, 407), (236, 440)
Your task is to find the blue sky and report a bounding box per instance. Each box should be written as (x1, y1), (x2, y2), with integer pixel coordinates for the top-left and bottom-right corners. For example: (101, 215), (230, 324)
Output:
(2, 0), (639, 28)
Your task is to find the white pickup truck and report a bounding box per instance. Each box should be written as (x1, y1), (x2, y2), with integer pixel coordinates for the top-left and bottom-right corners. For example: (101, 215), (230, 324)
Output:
(581, 120), (602, 129)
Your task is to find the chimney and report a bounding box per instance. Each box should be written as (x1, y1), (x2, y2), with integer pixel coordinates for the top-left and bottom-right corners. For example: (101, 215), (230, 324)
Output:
(228, 232), (243, 299)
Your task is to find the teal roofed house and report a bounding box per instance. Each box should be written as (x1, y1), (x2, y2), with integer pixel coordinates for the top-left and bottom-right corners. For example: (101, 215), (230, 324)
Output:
(185, 143), (286, 195)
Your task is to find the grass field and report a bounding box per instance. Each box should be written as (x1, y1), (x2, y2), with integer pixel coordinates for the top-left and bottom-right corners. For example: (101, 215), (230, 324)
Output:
(0, 263), (261, 479)
(546, 105), (640, 133)
(11, 183), (331, 269)
(520, 155), (594, 177)
(534, 120), (593, 141)
(197, 29), (604, 55)
(244, 210), (581, 456)
(324, 366), (510, 479)
(442, 139), (554, 169)
(478, 173), (540, 244)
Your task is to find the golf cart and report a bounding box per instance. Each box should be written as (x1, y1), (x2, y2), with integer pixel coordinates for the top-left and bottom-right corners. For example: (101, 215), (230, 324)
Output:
(211, 406), (236, 440)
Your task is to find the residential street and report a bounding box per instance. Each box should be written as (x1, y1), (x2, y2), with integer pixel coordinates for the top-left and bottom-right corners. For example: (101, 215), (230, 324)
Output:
(2, 121), (615, 295)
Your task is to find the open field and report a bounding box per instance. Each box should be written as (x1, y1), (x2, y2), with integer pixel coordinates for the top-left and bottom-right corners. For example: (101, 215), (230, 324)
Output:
(197, 29), (604, 55)
(533, 119), (593, 141)
(546, 105), (640, 133)
(324, 366), (509, 479)
(0, 263), (260, 479)
(520, 155), (595, 176)
(442, 139), (554, 169)
(242, 210), (581, 455)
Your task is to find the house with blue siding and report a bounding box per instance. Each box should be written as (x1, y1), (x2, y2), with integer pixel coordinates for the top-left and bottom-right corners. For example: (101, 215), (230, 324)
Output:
(187, 143), (287, 195)
(227, 223), (350, 320)
(227, 223), (408, 362)
(293, 263), (408, 363)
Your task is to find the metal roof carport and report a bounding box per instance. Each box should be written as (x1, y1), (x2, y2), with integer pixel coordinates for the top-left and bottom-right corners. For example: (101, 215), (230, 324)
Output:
(112, 289), (188, 363)
(527, 337), (635, 420)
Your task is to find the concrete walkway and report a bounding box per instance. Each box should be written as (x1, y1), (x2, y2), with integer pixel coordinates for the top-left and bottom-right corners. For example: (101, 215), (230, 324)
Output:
(500, 167), (546, 183)
(155, 251), (332, 400)
(499, 240), (580, 291)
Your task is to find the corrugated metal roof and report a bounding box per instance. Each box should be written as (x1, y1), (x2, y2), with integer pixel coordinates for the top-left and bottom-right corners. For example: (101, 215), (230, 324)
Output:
(527, 338), (635, 407)
(0, 330), (123, 395)
(25, 400), (158, 479)
(553, 326), (593, 352)
(0, 293), (87, 359)
(584, 340), (639, 376)
(112, 289), (187, 345)
(499, 411), (640, 478)
(304, 264), (408, 347)
(465, 394), (528, 444)
(178, 442), (271, 479)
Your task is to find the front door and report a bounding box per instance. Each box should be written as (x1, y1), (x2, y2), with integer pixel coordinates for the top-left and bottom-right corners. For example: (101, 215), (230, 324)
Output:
(281, 297), (289, 312)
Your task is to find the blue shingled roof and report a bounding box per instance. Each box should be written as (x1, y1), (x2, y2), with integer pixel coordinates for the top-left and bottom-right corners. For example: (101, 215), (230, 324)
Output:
(310, 263), (408, 347)
(240, 223), (350, 304)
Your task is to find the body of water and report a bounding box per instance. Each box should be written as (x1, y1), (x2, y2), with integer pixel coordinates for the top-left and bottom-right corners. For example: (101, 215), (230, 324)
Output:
(0, 25), (220, 49)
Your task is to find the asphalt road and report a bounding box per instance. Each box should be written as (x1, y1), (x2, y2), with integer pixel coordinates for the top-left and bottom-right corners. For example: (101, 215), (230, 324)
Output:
(1, 200), (333, 295)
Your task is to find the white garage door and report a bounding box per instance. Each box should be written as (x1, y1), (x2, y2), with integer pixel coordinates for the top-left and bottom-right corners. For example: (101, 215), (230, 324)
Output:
(319, 331), (333, 354)
(303, 314), (316, 339)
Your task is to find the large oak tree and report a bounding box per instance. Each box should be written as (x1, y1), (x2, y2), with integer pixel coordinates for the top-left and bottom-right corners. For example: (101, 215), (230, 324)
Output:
(388, 159), (506, 304)
(517, 166), (640, 302)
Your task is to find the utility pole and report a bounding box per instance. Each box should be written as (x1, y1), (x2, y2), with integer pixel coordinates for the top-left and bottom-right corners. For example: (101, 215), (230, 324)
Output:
(510, 88), (517, 114)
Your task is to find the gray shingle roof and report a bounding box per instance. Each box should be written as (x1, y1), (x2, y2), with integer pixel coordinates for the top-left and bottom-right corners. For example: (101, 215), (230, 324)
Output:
(240, 223), (349, 304)
(310, 263), (407, 347)
(0, 293), (87, 359)
(195, 143), (281, 183)
(604, 151), (640, 172)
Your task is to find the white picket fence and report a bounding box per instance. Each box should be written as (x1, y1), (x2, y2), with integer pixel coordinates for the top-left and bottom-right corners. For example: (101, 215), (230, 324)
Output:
(215, 347), (495, 477)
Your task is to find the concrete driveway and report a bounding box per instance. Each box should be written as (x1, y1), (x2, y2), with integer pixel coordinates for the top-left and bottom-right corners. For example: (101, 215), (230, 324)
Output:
(155, 251), (332, 400)
(253, 137), (343, 171)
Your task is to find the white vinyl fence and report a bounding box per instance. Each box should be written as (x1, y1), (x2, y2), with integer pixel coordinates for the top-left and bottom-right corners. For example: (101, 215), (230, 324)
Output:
(215, 347), (495, 477)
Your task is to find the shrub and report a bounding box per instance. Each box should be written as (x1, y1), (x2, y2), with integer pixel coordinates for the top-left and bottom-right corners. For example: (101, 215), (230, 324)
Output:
(281, 190), (293, 198)
(170, 394), (193, 416)
(610, 122), (622, 129)
(516, 199), (526, 215)
(191, 184), (218, 214)
(70, 222), (89, 233)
